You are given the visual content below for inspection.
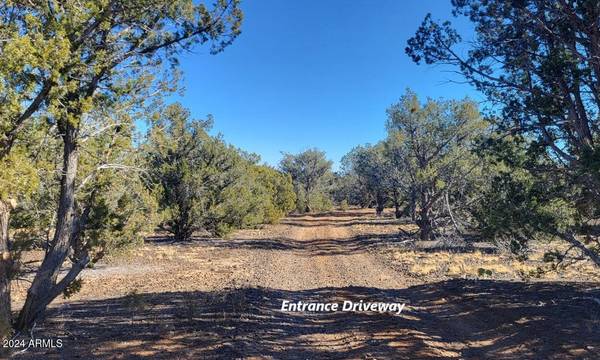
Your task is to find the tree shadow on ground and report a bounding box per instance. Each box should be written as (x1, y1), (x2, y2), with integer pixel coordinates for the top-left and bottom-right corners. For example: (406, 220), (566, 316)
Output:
(286, 210), (389, 219)
(206, 231), (495, 256)
(145, 212), (491, 257)
(280, 218), (406, 228)
(206, 233), (409, 256)
(146, 232), (494, 257)
(14, 279), (600, 359)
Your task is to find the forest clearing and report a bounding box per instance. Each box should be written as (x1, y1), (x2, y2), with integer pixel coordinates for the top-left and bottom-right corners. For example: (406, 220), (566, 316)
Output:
(9, 209), (600, 359)
(2, 0), (600, 359)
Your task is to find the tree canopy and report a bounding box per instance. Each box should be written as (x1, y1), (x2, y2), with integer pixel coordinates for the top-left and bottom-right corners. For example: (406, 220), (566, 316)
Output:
(385, 91), (487, 240)
(280, 149), (333, 213)
(146, 103), (296, 241)
(0, 0), (243, 334)
(341, 143), (391, 216)
(407, 0), (600, 265)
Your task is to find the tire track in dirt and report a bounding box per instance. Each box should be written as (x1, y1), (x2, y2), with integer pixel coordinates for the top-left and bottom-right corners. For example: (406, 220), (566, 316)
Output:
(13, 210), (600, 359)
(241, 214), (412, 356)
(249, 216), (405, 290)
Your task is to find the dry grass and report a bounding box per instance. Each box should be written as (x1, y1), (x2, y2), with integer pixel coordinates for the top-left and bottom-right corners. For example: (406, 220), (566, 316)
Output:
(390, 241), (600, 282)
(9, 208), (600, 359)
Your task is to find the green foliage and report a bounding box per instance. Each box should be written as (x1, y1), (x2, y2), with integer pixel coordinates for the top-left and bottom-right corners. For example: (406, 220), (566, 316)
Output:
(477, 268), (492, 277)
(406, 1), (599, 175)
(146, 104), (238, 239)
(407, 0), (600, 266)
(473, 134), (578, 255)
(331, 172), (370, 208)
(341, 143), (392, 214)
(62, 278), (83, 299)
(72, 107), (159, 262)
(385, 90), (488, 239)
(1, 0), (243, 156)
(339, 199), (349, 211)
(0, 0), (245, 332)
(211, 161), (293, 234)
(147, 104), (295, 240)
(10, 112), (156, 265)
(280, 149), (333, 213)
(306, 191), (334, 213)
(6, 122), (56, 251)
(251, 165), (296, 224)
(343, 143), (390, 192)
(83, 172), (158, 260)
(0, 148), (38, 202)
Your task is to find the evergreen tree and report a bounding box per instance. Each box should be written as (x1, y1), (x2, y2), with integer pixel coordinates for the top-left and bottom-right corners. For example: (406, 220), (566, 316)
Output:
(146, 104), (240, 240)
(146, 104), (297, 240)
(341, 143), (392, 216)
(407, 0), (600, 265)
(0, 0), (243, 331)
(280, 149), (333, 213)
(385, 90), (487, 240)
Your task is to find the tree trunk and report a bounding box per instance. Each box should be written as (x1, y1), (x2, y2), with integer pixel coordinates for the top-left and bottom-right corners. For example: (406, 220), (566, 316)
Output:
(393, 190), (401, 219)
(375, 191), (384, 217)
(418, 191), (433, 240)
(418, 207), (433, 241)
(15, 124), (80, 331)
(409, 191), (417, 222)
(172, 205), (193, 241)
(175, 230), (193, 242)
(0, 200), (12, 337)
(173, 222), (193, 242)
(304, 185), (311, 213)
(564, 232), (600, 268)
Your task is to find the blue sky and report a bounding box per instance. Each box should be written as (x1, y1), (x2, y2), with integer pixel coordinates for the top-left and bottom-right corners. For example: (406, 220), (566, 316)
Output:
(170, 0), (481, 170)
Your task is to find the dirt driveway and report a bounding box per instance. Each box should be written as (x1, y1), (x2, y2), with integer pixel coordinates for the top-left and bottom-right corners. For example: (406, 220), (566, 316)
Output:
(12, 209), (600, 359)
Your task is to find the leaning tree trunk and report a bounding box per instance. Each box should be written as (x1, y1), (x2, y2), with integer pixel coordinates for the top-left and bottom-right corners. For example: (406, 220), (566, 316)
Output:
(564, 231), (600, 268)
(0, 200), (12, 337)
(15, 124), (82, 331)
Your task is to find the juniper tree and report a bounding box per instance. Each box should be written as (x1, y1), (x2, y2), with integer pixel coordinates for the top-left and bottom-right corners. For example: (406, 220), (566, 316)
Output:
(406, 0), (600, 265)
(146, 104), (296, 240)
(250, 165), (296, 224)
(386, 91), (487, 240)
(213, 161), (296, 233)
(341, 143), (392, 216)
(146, 104), (242, 240)
(473, 134), (576, 256)
(331, 172), (372, 209)
(0, 0), (242, 332)
(280, 149), (333, 213)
